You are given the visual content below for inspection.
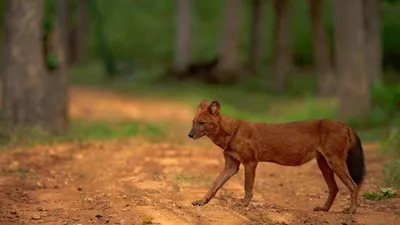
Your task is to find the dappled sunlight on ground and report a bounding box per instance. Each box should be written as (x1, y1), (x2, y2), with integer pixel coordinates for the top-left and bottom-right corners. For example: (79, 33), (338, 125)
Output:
(69, 86), (195, 122)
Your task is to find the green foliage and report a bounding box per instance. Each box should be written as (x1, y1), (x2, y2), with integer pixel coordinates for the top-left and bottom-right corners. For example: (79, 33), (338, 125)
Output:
(363, 188), (397, 200)
(142, 217), (154, 225)
(69, 66), (387, 142)
(43, 0), (56, 32)
(380, 133), (400, 187)
(77, 0), (400, 72)
(382, 2), (400, 71)
(380, 129), (400, 155)
(46, 52), (60, 70)
(385, 0), (400, 4)
(89, 0), (117, 78)
(371, 84), (400, 113)
(348, 83), (400, 131)
(43, 0), (60, 71)
(0, 0), (399, 73)
(0, 120), (166, 149)
(384, 159), (400, 187)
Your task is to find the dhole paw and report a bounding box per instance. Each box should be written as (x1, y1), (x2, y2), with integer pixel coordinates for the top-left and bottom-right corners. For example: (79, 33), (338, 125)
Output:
(233, 201), (250, 208)
(232, 202), (245, 208)
(192, 200), (206, 207)
(342, 207), (356, 214)
(313, 206), (329, 211)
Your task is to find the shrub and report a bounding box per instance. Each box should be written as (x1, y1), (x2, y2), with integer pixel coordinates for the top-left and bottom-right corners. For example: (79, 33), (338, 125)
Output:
(381, 133), (400, 187)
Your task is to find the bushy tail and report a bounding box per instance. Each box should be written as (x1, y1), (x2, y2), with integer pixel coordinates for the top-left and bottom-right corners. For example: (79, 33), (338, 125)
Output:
(346, 132), (366, 186)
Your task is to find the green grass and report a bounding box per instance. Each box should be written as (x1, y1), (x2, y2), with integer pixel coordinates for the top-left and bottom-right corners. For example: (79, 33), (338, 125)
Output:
(69, 63), (397, 142)
(0, 119), (167, 149)
(380, 133), (400, 187)
(142, 217), (154, 225)
(384, 160), (400, 187)
(363, 188), (397, 201)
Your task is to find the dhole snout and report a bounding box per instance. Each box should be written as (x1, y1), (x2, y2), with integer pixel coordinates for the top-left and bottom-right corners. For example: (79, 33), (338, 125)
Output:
(188, 127), (197, 139)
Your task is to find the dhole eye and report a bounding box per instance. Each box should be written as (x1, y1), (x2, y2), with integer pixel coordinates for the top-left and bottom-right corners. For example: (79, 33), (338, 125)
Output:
(199, 122), (205, 126)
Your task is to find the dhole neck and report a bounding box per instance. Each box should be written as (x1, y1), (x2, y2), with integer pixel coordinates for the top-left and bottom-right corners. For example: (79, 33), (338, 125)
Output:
(208, 115), (240, 150)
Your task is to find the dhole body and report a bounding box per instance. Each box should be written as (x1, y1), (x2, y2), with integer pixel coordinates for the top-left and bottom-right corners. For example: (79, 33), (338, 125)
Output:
(188, 99), (366, 214)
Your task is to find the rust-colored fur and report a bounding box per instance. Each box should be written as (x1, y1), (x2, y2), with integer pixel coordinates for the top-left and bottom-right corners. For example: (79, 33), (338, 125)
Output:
(188, 99), (366, 214)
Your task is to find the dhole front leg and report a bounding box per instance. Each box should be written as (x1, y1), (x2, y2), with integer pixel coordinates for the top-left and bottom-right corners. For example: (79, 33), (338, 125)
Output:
(235, 161), (258, 207)
(192, 153), (240, 207)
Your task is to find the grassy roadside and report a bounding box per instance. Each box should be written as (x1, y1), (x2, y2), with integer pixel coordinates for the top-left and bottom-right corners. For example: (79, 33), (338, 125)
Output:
(0, 120), (168, 149)
(363, 134), (400, 201)
(380, 134), (400, 188)
(69, 63), (399, 142)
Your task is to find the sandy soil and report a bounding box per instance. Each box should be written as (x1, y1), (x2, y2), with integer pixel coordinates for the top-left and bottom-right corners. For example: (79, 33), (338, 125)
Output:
(0, 86), (398, 225)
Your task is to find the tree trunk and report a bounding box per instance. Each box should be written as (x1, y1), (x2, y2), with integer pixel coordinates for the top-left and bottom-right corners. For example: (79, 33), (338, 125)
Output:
(174, 0), (192, 73)
(46, 19), (69, 134)
(249, 0), (263, 76)
(89, 0), (117, 79)
(216, 0), (242, 84)
(364, 0), (382, 86)
(75, 0), (88, 65)
(58, 0), (71, 65)
(333, 0), (370, 120)
(2, 0), (68, 134)
(308, 0), (336, 97)
(273, 0), (292, 91)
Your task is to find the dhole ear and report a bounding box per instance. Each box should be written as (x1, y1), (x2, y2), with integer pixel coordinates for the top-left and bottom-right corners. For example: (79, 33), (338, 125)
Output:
(208, 101), (220, 116)
(198, 99), (210, 111)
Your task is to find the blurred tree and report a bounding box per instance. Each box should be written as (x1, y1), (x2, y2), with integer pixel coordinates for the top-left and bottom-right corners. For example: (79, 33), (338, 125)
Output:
(249, 0), (263, 76)
(75, 0), (88, 65)
(308, 0), (336, 97)
(58, 0), (71, 65)
(174, 0), (193, 74)
(333, 0), (370, 120)
(89, 0), (116, 79)
(364, 0), (382, 86)
(215, 0), (242, 84)
(2, 0), (68, 134)
(272, 0), (292, 91)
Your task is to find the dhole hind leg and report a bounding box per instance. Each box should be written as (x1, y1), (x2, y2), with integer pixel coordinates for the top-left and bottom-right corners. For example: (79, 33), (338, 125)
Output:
(314, 152), (338, 212)
(329, 156), (359, 214)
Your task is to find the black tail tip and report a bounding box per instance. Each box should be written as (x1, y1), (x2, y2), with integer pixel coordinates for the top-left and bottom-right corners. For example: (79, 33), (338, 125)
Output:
(346, 135), (366, 186)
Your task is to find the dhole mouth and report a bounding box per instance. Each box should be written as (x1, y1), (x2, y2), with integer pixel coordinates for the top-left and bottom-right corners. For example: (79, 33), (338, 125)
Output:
(188, 133), (204, 139)
(191, 134), (204, 139)
(188, 128), (204, 139)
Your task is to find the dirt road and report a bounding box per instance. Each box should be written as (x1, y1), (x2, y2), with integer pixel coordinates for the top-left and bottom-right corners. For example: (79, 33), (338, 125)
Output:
(0, 87), (399, 225)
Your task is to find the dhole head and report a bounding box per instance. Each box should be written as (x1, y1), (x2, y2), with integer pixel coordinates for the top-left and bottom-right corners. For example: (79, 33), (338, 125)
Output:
(188, 99), (221, 139)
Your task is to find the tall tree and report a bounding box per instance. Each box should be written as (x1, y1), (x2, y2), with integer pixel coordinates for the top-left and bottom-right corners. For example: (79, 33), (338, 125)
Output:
(89, 0), (116, 79)
(308, 0), (336, 96)
(216, 0), (242, 84)
(174, 0), (193, 74)
(58, 0), (71, 65)
(2, 0), (68, 133)
(333, 0), (370, 120)
(75, 0), (88, 65)
(249, 0), (263, 76)
(364, 0), (382, 86)
(272, 0), (292, 90)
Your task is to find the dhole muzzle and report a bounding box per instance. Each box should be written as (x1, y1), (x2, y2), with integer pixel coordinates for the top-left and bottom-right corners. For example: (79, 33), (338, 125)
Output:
(188, 127), (196, 138)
